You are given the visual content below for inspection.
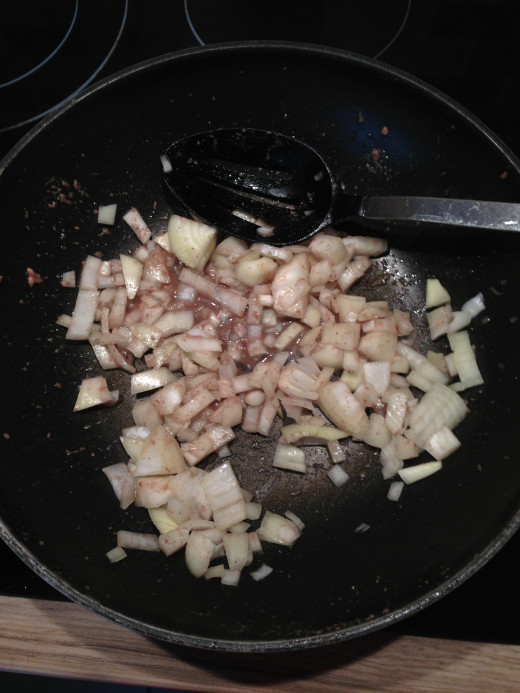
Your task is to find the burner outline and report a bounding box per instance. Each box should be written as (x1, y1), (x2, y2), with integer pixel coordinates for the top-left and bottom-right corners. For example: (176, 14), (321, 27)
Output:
(0, 1), (79, 89)
(184, 0), (412, 61)
(0, 0), (129, 134)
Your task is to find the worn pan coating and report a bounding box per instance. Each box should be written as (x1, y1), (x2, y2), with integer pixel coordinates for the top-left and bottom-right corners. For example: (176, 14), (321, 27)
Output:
(1, 42), (519, 652)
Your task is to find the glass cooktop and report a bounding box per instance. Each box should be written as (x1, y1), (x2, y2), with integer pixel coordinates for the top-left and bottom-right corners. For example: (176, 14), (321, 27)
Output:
(1, 0), (519, 645)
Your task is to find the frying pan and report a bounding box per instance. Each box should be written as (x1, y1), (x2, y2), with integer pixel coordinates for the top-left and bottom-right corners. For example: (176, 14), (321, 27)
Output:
(1, 42), (519, 652)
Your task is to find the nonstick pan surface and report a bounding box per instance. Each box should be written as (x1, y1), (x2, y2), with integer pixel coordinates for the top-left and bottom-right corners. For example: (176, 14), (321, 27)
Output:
(1, 42), (519, 652)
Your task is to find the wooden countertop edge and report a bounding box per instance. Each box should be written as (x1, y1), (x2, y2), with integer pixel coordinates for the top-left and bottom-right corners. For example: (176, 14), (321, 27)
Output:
(1, 595), (519, 692)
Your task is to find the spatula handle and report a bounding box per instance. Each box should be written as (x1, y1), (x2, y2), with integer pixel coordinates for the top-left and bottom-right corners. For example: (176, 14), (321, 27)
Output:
(360, 196), (520, 232)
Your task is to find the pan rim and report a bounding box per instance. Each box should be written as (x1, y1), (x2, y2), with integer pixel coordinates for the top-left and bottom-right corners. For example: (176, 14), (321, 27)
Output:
(1, 39), (520, 652)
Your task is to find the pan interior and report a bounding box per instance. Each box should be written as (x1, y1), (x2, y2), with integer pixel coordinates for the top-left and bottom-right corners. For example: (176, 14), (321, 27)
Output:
(1, 42), (519, 650)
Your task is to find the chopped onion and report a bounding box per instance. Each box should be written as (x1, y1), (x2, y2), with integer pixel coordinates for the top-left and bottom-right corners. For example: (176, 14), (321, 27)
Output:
(354, 522), (370, 533)
(327, 465), (349, 487)
(130, 367), (176, 395)
(250, 563), (273, 581)
(272, 442), (306, 473)
(258, 511), (301, 546)
(424, 425), (461, 460)
(123, 207), (152, 244)
(98, 203), (118, 226)
(398, 461), (443, 484)
(284, 510), (305, 530)
(387, 481), (405, 502)
(117, 530), (160, 551)
(448, 330), (484, 391)
(60, 184), (485, 587)
(425, 278), (450, 308)
(106, 546), (127, 563)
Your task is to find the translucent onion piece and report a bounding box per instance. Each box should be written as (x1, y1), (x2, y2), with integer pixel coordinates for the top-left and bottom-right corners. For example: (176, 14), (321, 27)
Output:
(272, 442), (306, 473)
(387, 481), (405, 502)
(106, 546), (127, 563)
(117, 530), (160, 551)
(327, 465), (350, 487)
(98, 203), (118, 226)
(258, 511), (301, 546)
(250, 563), (273, 581)
(424, 425), (461, 460)
(425, 278), (450, 308)
(406, 383), (467, 448)
(123, 207), (152, 244)
(448, 330), (484, 391)
(399, 461), (443, 484)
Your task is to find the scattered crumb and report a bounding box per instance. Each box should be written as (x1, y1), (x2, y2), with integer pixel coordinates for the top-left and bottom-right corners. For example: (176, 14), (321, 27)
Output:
(26, 267), (43, 286)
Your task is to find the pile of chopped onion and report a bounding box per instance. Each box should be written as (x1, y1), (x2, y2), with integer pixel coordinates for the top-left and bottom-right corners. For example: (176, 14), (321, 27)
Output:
(60, 202), (484, 584)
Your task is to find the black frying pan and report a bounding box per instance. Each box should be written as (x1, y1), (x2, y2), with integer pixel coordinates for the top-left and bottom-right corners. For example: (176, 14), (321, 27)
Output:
(1, 42), (519, 652)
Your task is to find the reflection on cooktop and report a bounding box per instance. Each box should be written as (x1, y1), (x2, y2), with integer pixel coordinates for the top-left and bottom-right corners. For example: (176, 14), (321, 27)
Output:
(184, 0), (411, 59)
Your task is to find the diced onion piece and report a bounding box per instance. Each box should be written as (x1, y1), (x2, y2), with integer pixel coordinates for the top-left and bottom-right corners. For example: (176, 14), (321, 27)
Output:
(387, 481), (405, 502)
(385, 390), (408, 434)
(380, 442), (404, 479)
(102, 462), (135, 509)
(185, 531), (215, 577)
(204, 564), (226, 580)
(133, 424), (186, 476)
(123, 207), (152, 244)
(447, 310), (472, 334)
(66, 289), (99, 340)
(250, 563), (273, 581)
(448, 330), (484, 391)
(318, 380), (369, 440)
(168, 215), (217, 272)
(116, 530), (160, 551)
(461, 292), (485, 318)
(221, 569), (241, 586)
(148, 506), (178, 535)
(284, 510), (305, 530)
(160, 154), (172, 173)
(106, 546), (127, 563)
(158, 526), (190, 557)
(398, 461), (443, 484)
(78, 255), (101, 290)
(223, 532), (249, 571)
(201, 462), (247, 530)
(236, 256), (277, 287)
(258, 511), (301, 546)
(120, 254), (143, 300)
(61, 270), (76, 288)
(130, 367), (176, 394)
(426, 278), (450, 308)
(245, 501), (262, 521)
(154, 310), (194, 337)
(98, 203), (118, 226)
(280, 422), (347, 445)
(427, 304), (453, 340)
(181, 425), (235, 466)
(272, 442), (306, 473)
(354, 522), (370, 533)
(327, 465), (349, 487)
(74, 375), (114, 411)
(364, 412), (392, 449)
(424, 425), (461, 460)
(179, 268), (248, 317)
(363, 361), (391, 397)
(406, 383), (467, 448)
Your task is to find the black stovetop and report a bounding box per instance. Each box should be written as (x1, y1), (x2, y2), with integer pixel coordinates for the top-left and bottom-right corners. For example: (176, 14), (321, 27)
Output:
(1, 0), (519, 645)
